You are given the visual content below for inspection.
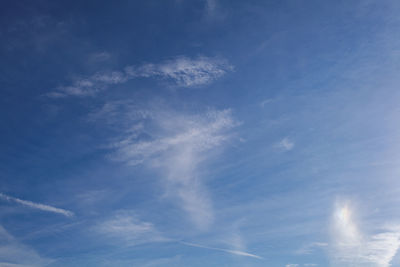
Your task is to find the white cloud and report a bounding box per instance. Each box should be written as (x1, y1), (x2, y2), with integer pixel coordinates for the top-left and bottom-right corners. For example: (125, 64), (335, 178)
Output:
(285, 264), (299, 267)
(90, 102), (238, 230)
(277, 137), (294, 151)
(49, 56), (232, 97)
(87, 100), (152, 127)
(51, 70), (128, 97)
(295, 242), (328, 255)
(260, 99), (272, 108)
(0, 225), (52, 267)
(96, 211), (166, 245)
(180, 241), (262, 259)
(0, 193), (74, 217)
(108, 108), (237, 230)
(330, 200), (400, 267)
(74, 190), (108, 207)
(89, 51), (111, 62)
(111, 109), (236, 165)
(206, 0), (217, 16)
(130, 56), (232, 87)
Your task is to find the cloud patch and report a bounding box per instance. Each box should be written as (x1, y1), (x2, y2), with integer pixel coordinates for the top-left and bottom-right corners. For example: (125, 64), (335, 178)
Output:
(95, 211), (166, 245)
(180, 241), (262, 259)
(277, 137), (294, 151)
(0, 225), (52, 266)
(296, 242), (328, 255)
(330, 200), (400, 267)
(91, 102), (238, 230)
(0, 193), (74, 217)
(109, 108), (237, 230)
(49, 56), (232, 97)
(128, 56), (232, 87)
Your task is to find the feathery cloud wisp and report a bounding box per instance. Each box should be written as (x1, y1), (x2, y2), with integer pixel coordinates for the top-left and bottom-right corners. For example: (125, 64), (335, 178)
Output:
(0, 225), (53, 266)
(49, 56), (232, 97)
(96, 212), (166, 245)
(330, 200), (400, 267)
(89, 101), (238, 230)
(129, 56), (232, 87)
(180, 241), (262, 259)
(0, 193), (74, 217)
(277, 137), (294, 151)
(108, 108), (237, 230)
(295, 242), (328, 255)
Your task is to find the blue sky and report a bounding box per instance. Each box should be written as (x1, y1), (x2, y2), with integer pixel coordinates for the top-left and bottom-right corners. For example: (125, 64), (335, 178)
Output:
(1, 0), (400, 266)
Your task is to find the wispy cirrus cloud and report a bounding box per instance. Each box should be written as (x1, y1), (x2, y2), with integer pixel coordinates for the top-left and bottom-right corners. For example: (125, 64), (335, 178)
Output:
(47, 70), (129, 97)
(329, 200), (400, 267)
(260, 99), (272, 108)
(295, 242), (328, 255)
(180, 241), (262, 259)
(108, 107), (237, 230)
(205, 0), (217, 16)
(110, 108), (236, 165)
(127, 56), (233, 87)
(48, 56), (232, 97)
(95, 211), (167, 245)
(277, 137), (294, 151)
(90, 101), (238, 230)
(0, 193), (74, 217)
(88, 51), (111, 62)
(0, 225), (52, 267)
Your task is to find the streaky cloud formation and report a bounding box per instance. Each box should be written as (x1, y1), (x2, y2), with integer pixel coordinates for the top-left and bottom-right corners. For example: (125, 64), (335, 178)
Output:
(127, 56), (233, 87)
(295, 242), (328, 255)
(110, 108), (237, 165)
(3, 1), (400, 266)
(108, 107), (237, 230)
(0, 225), (52, 267)
(277, 137), (294, 151)
(0, 193), (74, 217)
(48, 56), (232, 97)
(330, 200), (400, 267)
(180, 241), (262, 259)
(95, 211), (167, 245)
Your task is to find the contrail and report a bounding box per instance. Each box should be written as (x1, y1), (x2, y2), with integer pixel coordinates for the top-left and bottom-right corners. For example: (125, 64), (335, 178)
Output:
(0, 193), (74, 217)
(180, 241), (263, 259)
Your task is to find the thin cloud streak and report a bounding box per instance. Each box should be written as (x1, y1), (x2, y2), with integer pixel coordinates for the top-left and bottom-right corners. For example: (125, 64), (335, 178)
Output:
(180, 241), (263, 259)
(330, 200), (400, 267)
(295, 242), (328, 255)
(0, 193), (74, 217)
(95, 212), (167, 245)
(128, 56), (232, 87)
(0, 225), (53, 266)
(107, 106), (237, 230)
(49, 56), (233, 97)
(277, 137), (294, 151)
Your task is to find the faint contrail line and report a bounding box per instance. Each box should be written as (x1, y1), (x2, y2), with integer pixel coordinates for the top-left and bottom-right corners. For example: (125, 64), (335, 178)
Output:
(180, 241), (263, 259)
(0, 192), (74, 217)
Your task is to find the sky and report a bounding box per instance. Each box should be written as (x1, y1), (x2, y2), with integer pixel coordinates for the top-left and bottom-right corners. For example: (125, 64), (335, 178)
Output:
(1, 0), (400, 266)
